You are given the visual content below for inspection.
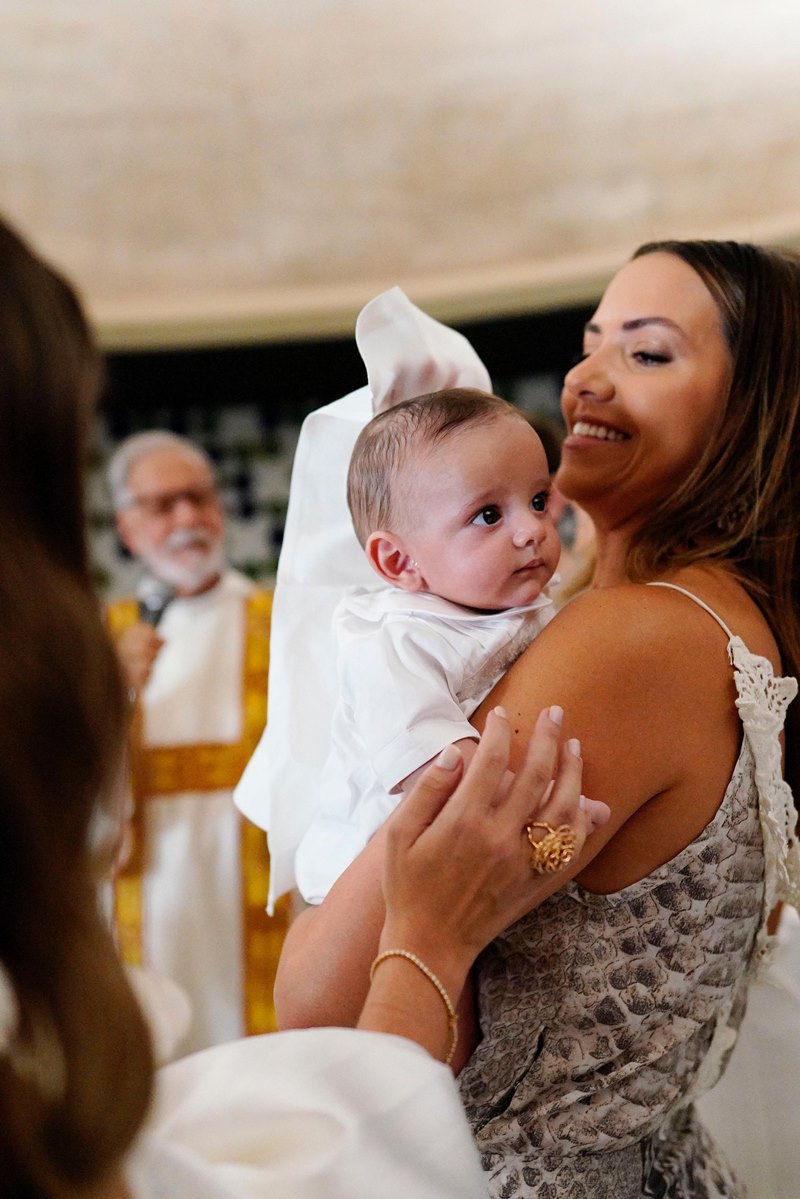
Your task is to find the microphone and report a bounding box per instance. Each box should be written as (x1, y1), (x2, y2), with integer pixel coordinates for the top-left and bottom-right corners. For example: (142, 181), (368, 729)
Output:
(136, 578), (176, 628)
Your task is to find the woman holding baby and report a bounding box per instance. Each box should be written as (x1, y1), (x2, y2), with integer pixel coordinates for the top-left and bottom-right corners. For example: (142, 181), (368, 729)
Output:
(277, 240), (800, 1197)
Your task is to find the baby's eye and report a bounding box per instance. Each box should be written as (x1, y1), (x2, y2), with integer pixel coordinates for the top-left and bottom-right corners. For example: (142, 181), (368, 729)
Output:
(531, 491), (549, 513)
(472, 505), (501, 527)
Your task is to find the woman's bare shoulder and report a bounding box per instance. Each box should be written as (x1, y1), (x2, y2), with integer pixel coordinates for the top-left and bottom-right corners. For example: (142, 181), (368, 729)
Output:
(536, 581), (694, 666)
(481, 575), (749, 882)
(482, 577), (733, 761)
(554, 566), (783, 670)
(540, 566), (775, 661)
(484, 585), (678, 723)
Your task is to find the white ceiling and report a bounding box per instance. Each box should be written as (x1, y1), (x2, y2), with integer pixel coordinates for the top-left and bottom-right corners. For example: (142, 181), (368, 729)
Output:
(2, 0), (799, 347)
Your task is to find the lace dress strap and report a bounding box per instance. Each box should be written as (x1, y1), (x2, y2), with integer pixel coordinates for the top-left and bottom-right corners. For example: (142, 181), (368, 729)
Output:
(647, 580), (800, 917)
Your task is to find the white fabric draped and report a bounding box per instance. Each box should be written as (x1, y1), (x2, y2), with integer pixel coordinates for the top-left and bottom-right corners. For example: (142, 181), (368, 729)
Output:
(126, 1028), (489, 1199)
(234, 287), (491, 908)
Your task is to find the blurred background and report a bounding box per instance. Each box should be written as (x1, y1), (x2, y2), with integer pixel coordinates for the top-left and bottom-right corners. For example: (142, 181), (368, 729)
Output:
(3, 0), (799, 594)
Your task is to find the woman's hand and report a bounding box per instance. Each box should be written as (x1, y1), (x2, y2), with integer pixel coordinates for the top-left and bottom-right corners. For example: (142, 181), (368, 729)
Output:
(275, 705), (609, 1038)
(357, 705), (609, 1061)
(378, 705), (609, 993)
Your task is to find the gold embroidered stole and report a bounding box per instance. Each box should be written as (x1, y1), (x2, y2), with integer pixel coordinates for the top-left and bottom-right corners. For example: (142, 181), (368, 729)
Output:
(107, 588), (289, 1035)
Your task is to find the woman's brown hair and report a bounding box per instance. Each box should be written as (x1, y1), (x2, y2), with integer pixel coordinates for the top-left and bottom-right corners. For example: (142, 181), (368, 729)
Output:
(627, 240), (800, 798)
(0, 219), (154, 1195)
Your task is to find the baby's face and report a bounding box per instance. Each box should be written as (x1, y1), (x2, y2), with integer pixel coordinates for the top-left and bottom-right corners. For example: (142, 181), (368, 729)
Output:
(398, 414), (561, 611)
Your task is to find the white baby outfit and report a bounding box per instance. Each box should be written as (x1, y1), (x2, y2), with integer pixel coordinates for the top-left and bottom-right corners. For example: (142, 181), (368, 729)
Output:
(295, 586), (554, 904)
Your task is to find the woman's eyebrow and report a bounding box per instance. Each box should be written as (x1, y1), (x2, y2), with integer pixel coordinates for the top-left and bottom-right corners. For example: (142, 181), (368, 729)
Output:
(584, 316), (685, 336)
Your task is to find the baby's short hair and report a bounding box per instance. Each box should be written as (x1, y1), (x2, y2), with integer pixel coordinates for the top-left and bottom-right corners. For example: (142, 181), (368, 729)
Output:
(347, 388), (525, 546)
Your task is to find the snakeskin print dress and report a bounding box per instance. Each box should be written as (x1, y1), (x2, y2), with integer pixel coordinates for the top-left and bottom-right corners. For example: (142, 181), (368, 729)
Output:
(458, 585), (800, 1198)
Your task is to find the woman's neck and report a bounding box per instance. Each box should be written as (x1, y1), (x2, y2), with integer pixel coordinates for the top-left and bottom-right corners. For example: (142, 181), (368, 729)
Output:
(590, 530), (741, 595)
(589, 528), (631, 589)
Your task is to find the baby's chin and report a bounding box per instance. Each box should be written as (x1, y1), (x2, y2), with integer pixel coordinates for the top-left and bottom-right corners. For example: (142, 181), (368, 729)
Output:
(450, 583), (548, 613)
(499, 577), (552, 609)
(507, 585), (548, 609)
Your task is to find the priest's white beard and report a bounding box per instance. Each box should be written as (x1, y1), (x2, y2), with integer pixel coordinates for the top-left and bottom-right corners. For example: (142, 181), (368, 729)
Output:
(144, 529), (225, 593)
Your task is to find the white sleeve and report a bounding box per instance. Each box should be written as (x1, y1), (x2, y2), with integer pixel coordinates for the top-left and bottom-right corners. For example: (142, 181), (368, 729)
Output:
(339, 612), (479, 794)
(293, 612), (480, 905)
(125, 1028), (489, 1199)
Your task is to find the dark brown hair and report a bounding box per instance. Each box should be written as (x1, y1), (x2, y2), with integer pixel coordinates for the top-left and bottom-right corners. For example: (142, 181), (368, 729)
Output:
(347, 387), (528, 545)
(629, 240), (800, 797)
(0, 218), (154, 1196)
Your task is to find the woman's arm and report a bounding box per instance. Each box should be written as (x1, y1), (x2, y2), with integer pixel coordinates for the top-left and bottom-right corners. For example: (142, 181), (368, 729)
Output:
(276, 584), (669, 1034)
(276, 577), (748, 1036)
(275, 705), (607, 1042)
(487, 578), (750, 892)
(276, 818), (482, 1068)
(359, 705), (599, 1061)
(276, 825), (482, 1069)
(275, 825), (387, 1031)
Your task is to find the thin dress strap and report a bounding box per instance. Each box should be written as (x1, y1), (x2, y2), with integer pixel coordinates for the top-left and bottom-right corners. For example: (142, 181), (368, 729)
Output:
(646, 581), (735, 640)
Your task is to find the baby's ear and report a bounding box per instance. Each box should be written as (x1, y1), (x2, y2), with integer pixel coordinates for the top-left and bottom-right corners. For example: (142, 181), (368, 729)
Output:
(365, 531), (425, 592)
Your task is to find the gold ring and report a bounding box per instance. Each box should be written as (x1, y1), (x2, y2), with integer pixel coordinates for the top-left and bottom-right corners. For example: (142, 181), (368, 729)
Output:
(525, 821), (576, 874)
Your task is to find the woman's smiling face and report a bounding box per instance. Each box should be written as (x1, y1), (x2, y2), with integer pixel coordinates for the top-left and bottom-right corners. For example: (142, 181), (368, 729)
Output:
(557, 251), (732, 531)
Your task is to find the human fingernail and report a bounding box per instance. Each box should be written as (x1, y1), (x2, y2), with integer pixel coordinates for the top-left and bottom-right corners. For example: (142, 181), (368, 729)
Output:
(548, 705), (564, 726)
(567, 737), (581, 757)
(581, 796), (611, 828)
(493, 705), (508, 719)
(435, 744), (461, 770)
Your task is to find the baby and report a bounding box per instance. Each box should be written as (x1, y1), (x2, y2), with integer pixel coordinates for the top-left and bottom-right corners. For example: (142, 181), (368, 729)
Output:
(295, 387), (562, 904)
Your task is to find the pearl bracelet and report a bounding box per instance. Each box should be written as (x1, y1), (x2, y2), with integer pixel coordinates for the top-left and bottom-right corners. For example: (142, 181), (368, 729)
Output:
(369, 949), (459, 1065)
